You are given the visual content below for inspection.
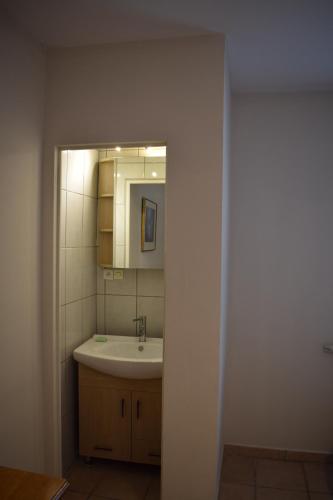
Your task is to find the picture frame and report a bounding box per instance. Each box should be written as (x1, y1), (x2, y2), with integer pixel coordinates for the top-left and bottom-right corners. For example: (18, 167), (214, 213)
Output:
(141, 197), (157, 251)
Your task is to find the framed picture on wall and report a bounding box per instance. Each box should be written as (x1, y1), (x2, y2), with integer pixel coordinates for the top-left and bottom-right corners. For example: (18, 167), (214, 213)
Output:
(141, 197), (157, 251)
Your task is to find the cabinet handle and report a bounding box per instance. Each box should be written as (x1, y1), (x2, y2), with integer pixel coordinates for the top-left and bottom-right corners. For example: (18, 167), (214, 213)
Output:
(121, 398), (125, 417)
(94, 446), (113, 452)
(136, 400), (141, 419)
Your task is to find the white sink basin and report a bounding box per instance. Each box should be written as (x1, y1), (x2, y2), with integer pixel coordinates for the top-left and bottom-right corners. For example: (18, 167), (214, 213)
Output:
(73, 335), (163, 379)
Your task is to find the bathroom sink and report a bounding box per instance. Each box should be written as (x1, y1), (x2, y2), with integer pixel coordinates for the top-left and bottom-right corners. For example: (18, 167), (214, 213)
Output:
(73, 335), (163, 379)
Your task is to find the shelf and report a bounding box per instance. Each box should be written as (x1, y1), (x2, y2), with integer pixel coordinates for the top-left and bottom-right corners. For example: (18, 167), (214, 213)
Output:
(98, 197), (113, 231)
(98, 161), (114, 267)
(98, 231), (113, 267)
(98, 161), (114, 197)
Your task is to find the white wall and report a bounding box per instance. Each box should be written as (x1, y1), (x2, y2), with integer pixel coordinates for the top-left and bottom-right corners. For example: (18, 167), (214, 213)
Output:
(0, 13), (45, 472)
(224, 93), (333, 453)
(43, 35), (227, 499)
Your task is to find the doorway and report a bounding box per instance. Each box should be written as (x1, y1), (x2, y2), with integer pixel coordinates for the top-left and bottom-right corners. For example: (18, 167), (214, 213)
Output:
(56, 144), (166, 495)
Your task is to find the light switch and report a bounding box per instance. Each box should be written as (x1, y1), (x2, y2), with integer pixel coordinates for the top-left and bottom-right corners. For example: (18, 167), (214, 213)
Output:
(113, 269), (124, 280)
(103, 269), (114, 280)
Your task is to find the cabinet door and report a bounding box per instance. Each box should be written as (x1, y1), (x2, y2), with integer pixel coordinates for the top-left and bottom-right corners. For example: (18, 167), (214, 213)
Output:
(131, 391), (162, 465)
(79, 385), (131, 461)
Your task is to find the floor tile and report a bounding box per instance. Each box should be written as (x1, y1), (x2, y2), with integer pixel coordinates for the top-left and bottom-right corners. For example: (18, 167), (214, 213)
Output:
(257, 487), (308, 499)
(222, 455), (256, 485)
(92, 462), (152, 499)
(256, 460), (306, 491)
(219, 483), (255, 499)
(304, 463), (333, 493)
(66, 461), (106, 494)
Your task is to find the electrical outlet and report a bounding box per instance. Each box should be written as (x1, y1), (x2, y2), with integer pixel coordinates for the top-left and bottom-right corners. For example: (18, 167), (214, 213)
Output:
(113, 269), (124, 280)
(103, 269), (114, 280)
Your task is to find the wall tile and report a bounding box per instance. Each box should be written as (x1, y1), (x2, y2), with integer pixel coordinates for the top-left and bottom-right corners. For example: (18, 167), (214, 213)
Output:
(60, 305), (66, 362)
(105, 295), (136, 335)
(82, 247), (97, 297)
(82, 295), (96, 341)
(65, 248), (82, 303)
(83, 150), (98, 197)
(60, 189), (66, 248)
(137, 269), (164, 297)
(144, 156), (166, 164)
(144, 162), (166, 179)
(97, 295), (105, 333)
(66, 192), (83, 247)
(60, 248), (66, 306)
(97, 266), (105, 294)
(60, 148), (98, 475)
(67, 150), (84, 194)
(65, 300), (83, 358)
(83, 196), (97, 247)
(114, 148), (141, 159)
(137, 296), (164, 338)
(60, 150), (67, 190)
(105, 269), (136, 296)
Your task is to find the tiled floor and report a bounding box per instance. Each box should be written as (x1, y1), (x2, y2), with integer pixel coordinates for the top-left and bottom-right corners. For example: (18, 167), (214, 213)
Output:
(220, 455), (333, 500)
(62, 459), (160, 500)
(62, 455), (333, 500)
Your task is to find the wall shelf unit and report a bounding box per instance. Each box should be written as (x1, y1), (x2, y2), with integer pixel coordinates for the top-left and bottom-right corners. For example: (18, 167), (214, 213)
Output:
(98, 160), (114, 267)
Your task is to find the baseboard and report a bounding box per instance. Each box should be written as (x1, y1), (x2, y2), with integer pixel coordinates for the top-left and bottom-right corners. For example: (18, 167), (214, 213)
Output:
(224, 444), (333, 463)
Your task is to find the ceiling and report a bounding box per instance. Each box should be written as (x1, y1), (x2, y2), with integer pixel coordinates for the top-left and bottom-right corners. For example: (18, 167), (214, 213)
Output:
(2, 0), (333, 92)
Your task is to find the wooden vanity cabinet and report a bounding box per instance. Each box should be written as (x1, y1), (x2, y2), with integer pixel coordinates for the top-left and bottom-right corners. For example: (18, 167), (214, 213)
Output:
(78, 364), (162, 465)
(79, 385), (131, 461)
(132, 391), (162, 465)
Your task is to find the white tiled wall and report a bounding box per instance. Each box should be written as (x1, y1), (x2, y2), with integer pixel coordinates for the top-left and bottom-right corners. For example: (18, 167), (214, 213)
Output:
(97, 268), (165, 338)
(59, 149), (98, 472)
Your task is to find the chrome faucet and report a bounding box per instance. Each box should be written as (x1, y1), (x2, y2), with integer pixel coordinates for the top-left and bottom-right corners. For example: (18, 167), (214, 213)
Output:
(133, 315), (147, 342)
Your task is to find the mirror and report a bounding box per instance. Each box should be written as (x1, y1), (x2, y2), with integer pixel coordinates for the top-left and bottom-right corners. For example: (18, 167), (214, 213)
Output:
(110, 148), (166, 269)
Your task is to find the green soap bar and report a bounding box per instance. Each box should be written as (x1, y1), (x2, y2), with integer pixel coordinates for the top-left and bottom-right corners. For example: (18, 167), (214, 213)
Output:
(95, 336), (107, 342)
